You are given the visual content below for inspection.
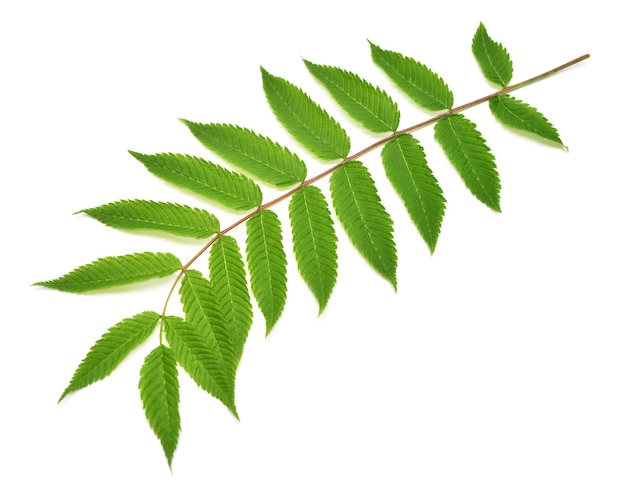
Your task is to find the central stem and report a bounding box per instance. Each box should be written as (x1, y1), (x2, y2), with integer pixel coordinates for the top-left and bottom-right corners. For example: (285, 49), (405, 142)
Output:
(161, 52), (590, 318)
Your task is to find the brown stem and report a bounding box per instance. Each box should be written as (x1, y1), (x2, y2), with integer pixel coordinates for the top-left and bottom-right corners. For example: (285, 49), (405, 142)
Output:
(161, 53), (590, 317)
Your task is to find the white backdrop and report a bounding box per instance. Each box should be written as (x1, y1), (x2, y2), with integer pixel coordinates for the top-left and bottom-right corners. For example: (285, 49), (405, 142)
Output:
(2, 1), (624, 482)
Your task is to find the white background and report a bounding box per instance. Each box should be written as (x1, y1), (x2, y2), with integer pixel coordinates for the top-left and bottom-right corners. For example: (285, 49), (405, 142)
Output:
(2, 1), (624, 482)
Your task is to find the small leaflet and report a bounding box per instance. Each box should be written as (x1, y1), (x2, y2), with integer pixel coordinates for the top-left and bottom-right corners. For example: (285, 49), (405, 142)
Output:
(181, 121), (307, 187)
(164, 315), (238, 417)
(472, 22), (514, 88)
(330, 161), (397, 288)
(303, 59), (400, 133)
(80, 199), (220, 239)
(59, 311), (161, 402)
(129, 151), (262, 211)
(289, 185), (338, 313)
(209, 236), (253, 368)
(369, 41), (454, 111)
(34, 252), (182, 293)
(434, 114), (501, 212)
(489, 94), (564, 146)
(381, 134), (446, 253)
(245, 210), (288, 335)
(261, 67), (351, 161)
(139, 345), (180, 468)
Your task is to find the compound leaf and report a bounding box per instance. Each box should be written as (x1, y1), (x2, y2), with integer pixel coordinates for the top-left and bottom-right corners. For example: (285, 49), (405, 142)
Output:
(303, 59), (400, 132)
(434, 114), (501, 211)
(209, 236), (253, 369)
(34, 252), (181, 293)
(181, 121), (307, 187)
(261, 67), (351, 161)
(472, 22), (513, 88)
(289, 185), (338, 313)
(139, 345), (180, 469)
(180, 270), (236, 381)
(370, 41), (453, 111)
(489, 94), (564, 146)
(79, 199), (220, 239)
(330, 161), (397, 288)
(59, 311), (161, 402)
(381, 134), (446, 253)
(246, 210), (288, 335)
(164, 316), (237, 417)
(129, 151), (262, 211)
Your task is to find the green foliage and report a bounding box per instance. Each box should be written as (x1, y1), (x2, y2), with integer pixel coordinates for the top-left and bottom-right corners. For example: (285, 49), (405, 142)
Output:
(80, 200), (220, 239)
(36, 22), (587, 469)
(304, 59), (400, 133)
(261, 67), (351, 160)
(489, 94), (563, 146)
(59, 311), (161, 402)
(35, 252), (181, 293)
(330, 161), (397, 289)
(139, 345), (180, 468)
(289, 185), (338, 313)
(434, 114), (501, 211)
(164, 315), (237, 416)
(381, 134), (446, 253)
(209, 236), (253, 368)
(181, 121), (308, 187)
(369, 41), (454, 111)
(129, 151), (262, 211)
(246, 210), (288, 334)
(472, 22), (513, 88)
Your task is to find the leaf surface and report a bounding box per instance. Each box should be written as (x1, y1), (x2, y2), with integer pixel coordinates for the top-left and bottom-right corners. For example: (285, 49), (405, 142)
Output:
(330, 161), (397, 288)
(472, 22), (513, 88)
(289, 185), (338, 313)
(139, 345), (180, 468)
(59, 311), (161, 402)
(489, 94), (563, 146)
(180, 270), (236, 381)
(370, 41), (453, 111)
(434, 114), (501, 211)
(164, 316), (237, 417)
(209, 236), (253, 368)
(261, 67), (350, 161)
(304, 60), (400, 132)
(181, 121), (307, 187)
(80, 200), (220, 239)
(381, 134), (446, 253)
(34, 252), (181, 293)
(129, 151), (262, 211)
(246, 210), (288, 334)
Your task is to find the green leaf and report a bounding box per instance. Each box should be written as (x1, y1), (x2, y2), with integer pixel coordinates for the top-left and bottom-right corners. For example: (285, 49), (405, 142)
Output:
(180, 270), (236, 381)
(59, 311), (161, 402)
(34, 252), (181, 293)
(330, 161), (397, 288)
(246, 210), (288, 334)
(289, 185), (338, 313)
(209, 236), (253, 369)
(381, 134), (446, 253)
(472, 22), (513, 88)
(303, 59), (400, 133)
(129, 151), (262, 211)
(79, 199), (220, 239)
(370, 41), (454, 111)
(164, 316), (237, 417)
(261, 67), (351, 161)
(139, 345), (180, 468)
(181, 121), (307, 187)
(434, 114), (501, 211)
(489, 94), (564, 146)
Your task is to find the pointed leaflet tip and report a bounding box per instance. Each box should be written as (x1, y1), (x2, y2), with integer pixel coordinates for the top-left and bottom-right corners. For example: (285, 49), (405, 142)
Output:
(472, 22), (513, 88)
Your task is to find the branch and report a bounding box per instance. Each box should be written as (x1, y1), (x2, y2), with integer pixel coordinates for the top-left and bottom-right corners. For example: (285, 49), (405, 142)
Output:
(161, 53), (590, 315)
